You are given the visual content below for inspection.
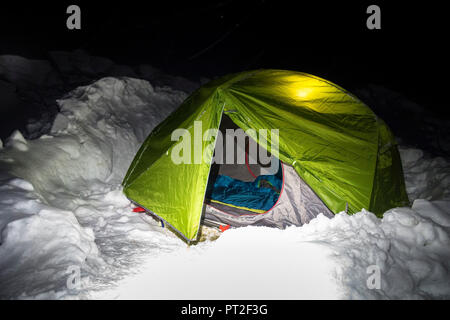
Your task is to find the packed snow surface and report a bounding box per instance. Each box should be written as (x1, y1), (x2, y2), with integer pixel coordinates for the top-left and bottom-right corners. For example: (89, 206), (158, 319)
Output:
(0, 77), (449, 299)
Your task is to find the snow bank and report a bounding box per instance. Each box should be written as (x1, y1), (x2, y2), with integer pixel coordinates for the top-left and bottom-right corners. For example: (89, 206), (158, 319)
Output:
(0, 55), (61, 88)
(400, 147), (450, 201)
(0, 75), (449, 299)
(0, 77), (186, 299)
(99, 201), (450, 300)
(0, 51), (202, 141)
(1, 77), (185, 198)
(0, 182), (103, 299)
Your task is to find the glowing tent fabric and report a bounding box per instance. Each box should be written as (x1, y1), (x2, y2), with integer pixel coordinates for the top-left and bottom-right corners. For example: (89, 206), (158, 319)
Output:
(123, 70), (409, 241)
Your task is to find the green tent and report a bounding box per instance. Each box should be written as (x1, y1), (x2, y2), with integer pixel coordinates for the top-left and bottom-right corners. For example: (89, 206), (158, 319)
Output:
(123, 70), (409, 241)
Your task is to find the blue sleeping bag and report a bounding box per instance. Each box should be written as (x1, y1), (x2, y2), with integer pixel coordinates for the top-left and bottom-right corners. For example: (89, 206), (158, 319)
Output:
(207, 174), (282, 212)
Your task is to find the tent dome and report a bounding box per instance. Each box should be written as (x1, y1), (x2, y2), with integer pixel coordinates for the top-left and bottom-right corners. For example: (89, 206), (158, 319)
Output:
(123, 70), (409, 241)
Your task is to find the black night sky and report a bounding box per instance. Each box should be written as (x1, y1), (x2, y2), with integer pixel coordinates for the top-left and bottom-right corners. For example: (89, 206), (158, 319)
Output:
(0, 1), (449, 142)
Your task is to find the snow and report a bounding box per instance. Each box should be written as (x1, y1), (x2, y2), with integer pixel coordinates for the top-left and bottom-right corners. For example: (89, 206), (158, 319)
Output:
(0, 74), (449, 299)
(97, 226), (340, 299)
(0, 55), (60, 88)
(6, 131), (29, 152)
(96, 203), (450, 300)
(399, 147), (450, 201)
(0, 77), (186, 299)
(0, 51), (203, 141)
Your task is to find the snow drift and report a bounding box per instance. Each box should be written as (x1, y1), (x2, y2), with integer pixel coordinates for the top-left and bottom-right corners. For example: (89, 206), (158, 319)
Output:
(0, 77), (186, 298)
(0, 76), (449, 299)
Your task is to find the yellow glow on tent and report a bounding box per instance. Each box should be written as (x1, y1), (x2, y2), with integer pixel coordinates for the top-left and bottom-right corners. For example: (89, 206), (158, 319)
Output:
(296, 88), (312, 98)
(280, 75), (317, 101)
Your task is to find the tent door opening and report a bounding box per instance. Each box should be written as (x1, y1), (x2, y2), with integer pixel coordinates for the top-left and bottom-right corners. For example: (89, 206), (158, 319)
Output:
(204, 115), (283, 215)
